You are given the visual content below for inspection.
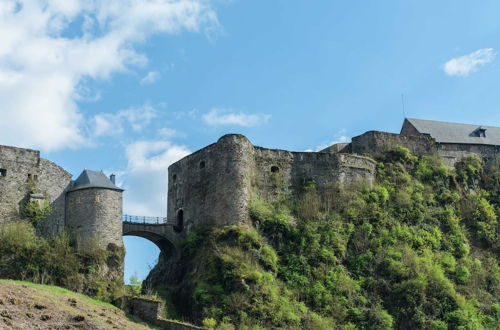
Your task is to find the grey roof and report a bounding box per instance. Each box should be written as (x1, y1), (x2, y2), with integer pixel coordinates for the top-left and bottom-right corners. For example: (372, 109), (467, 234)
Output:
(69, 169), (123, 192)
(405, 118), (500, 145)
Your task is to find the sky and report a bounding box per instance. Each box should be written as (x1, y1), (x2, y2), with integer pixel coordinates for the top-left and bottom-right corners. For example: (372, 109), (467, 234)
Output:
(2, 0), (500, 282)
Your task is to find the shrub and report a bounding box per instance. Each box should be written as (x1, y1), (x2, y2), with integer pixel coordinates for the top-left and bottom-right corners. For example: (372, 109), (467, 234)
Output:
(23, 199), (53, 227)
(0, 220), (124, 302)
(156, 147), (500, 329)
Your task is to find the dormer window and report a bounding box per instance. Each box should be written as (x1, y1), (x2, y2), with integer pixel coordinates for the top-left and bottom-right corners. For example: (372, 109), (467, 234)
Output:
(477, 127), (487, 138)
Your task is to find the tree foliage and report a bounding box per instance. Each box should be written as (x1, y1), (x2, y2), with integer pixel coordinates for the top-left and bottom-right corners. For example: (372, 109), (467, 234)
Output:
(167, 150), (500, 329)
(0, 221), (124, 302)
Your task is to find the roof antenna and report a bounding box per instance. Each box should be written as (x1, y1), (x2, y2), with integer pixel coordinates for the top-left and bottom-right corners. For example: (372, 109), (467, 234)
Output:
(401, 94), (406, 119)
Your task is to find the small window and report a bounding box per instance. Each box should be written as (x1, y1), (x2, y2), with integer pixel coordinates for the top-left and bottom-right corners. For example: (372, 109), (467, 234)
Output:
(172, 174), (177, 182)
(199, 161), (206, 169)
(75, 197), (81, 204)
(271, 166), (279, 173)
(0, 169), (6, 177)
(95, 195), (101, 203)
(477, 127), (487, 138)
(27, 174), (38, 182)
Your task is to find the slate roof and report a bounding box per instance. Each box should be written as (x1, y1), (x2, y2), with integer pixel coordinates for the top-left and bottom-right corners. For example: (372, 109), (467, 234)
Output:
(68, 169), (123, 192)
(404, 118), (500, 145)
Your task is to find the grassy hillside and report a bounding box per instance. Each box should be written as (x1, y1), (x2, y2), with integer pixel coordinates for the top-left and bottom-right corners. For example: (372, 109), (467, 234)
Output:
(0, 220), (124, 303)
(0, 280), (152, 329)
(157, 149), (500, 329)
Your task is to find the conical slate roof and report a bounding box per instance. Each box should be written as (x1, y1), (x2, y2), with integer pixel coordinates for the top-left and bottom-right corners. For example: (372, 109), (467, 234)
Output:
(68, 169), (123, 192)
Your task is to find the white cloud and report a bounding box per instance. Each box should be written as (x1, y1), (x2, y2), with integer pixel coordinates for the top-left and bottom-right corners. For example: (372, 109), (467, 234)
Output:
(140, 71), (160, 85)
(158, 127), (181, 138)
(174, 108), (199, 119)
(443, 48), (495, 77)
(93, 113), (124, 137)
(0, 0), (219, 151)
(203, 108), (271, 127)
(123, 140), (191, 216)
(92, 104), (158, 137)
(120, 104), (158, 132)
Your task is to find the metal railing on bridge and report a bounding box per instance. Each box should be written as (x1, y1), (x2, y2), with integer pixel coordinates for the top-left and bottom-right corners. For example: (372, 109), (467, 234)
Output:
(123, 214), (170, 225)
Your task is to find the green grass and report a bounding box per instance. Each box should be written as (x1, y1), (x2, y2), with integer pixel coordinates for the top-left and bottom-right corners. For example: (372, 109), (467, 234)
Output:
(0, 279), (115, 308)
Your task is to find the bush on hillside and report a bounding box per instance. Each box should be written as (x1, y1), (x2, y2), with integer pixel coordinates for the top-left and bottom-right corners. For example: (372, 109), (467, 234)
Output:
(162, 151), (500, 329)
(0, 221), (124, 302)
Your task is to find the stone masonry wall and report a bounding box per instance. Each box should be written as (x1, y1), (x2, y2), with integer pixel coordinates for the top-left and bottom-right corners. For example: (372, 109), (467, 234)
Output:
(400, 120), (500, 166)
(0, 146), (71, 229)
(320, 143), (351, 154)
(437, 143), (500, 167)
(167, 134), (254, 235)
(168, 136), (376, 234)
(252, 147), (293, 200)
(38, 158), (72, 235)
(128, 298), (202, 330)
(351, 131), (436, 156)
(252, 148), (375, 200)
(66, 188), (123, 249)
(400, 119), (422, 136)
(336, 153), (376, 186)
(0, 145), (40, 222)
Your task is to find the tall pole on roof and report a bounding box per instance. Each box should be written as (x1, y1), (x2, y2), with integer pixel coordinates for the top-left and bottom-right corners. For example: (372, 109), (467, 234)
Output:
(401, 94), (406, 119)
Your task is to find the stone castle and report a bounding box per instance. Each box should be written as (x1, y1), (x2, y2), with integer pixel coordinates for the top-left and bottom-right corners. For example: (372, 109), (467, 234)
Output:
(167, 117), (500, 235)
(2, 117), (500, 262)
(0, 145), (123, 250)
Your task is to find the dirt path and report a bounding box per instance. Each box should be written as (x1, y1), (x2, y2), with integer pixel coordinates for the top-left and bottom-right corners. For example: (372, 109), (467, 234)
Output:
(0, 280), (153, 329)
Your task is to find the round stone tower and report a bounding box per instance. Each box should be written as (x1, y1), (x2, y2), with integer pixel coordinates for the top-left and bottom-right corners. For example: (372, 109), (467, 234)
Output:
(66, 169), (124, 251)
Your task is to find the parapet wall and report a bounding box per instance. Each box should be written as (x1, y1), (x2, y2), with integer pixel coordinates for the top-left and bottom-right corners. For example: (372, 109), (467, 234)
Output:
(437, 143), (500, 167)
(167, 135), (376, 233)
(38, 158), (72, 235)
(128, 297), (202, 330)
(0, 145), (40, 222)
(336, 153), (377, 185)
(253, 148), (375, 199)
(351, 130), (500, 166)
(351, 131), (436, 156)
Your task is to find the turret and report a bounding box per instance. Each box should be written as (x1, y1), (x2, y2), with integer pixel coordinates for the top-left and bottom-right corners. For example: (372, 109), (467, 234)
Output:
(65, 170), (124, 250)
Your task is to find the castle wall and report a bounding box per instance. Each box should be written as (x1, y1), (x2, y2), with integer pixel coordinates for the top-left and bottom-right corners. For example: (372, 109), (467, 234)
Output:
(252, 147), (293, 199)
(168, 136), (376, 232)
(351, 131), (436, 156)
(335, 153), (376, 185)
(252, 148), (375, 199)
(66, 188), (123, 249)
(0, 146), (71, 229)
(38, 158), (72, 235)
(0, 146), (40, 222)
(167, 134), (254, 234)
(400, 119), (421, 136)
(437, 143), (500, 167)
(320, 143), (351, 154)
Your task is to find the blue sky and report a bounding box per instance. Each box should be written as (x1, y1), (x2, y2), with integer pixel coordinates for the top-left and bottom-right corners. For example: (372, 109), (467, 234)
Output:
(2, 0), (500, 282)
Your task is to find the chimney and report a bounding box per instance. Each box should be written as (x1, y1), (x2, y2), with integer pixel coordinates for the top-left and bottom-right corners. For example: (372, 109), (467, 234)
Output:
(110, 174), (116, 184)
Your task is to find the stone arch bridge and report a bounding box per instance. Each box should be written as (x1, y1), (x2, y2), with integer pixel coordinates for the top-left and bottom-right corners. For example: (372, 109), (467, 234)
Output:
(122, 215), (182, 259)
